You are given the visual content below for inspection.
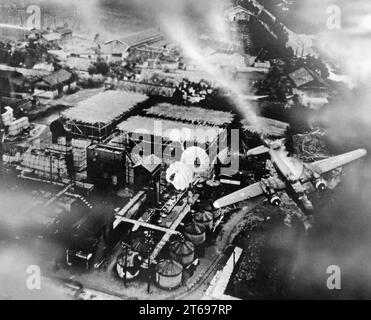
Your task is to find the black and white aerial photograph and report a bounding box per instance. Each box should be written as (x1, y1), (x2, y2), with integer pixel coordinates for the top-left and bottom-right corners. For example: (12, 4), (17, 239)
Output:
(0, 0), (370, 305)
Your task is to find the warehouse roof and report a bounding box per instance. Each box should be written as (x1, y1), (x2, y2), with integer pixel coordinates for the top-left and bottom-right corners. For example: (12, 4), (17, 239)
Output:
(117, 116), (222, 143)
(242, 116), (290, 138)
(104, 28), (163, 49)
(145, 103), (234, 127)
(62, 91), (148, 124)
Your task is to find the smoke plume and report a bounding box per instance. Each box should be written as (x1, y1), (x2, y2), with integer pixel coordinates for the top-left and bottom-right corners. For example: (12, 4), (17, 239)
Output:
(133, 0), (261, 128)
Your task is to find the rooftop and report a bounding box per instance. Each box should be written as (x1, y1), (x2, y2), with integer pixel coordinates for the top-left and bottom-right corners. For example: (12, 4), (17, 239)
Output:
(62, 91), (148, 125)
(242, 117), (290, 138)
(105, 28), (163, 49)
(117, 116), (222, 143)
(134, 154), (162, 173)
(145, 103), (234, 127)
(0, 64), (49, 81)
(288, 67), (328, 89)
(37, 69), (72, 87)
(42, 32), (62, 42)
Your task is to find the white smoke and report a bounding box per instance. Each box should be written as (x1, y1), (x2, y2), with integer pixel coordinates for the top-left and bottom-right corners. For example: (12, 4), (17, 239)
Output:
(134, 0), (261, 128)
(317, 0), (371, 87)
(288, 0), (371, 299)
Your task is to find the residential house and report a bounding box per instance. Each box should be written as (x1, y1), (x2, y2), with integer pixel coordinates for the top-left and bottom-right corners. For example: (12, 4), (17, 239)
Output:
(288, 67), (330, 110)
(42, 32), (62, 45)
(34, 69), (75, 98)
(57, 27), (73, 42)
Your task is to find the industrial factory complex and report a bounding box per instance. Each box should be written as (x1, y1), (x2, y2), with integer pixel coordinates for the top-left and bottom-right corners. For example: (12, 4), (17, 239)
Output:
(0, 0), (368, 302)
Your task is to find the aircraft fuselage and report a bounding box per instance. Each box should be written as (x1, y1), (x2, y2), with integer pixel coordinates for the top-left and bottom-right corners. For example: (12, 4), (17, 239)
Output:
(268, 148), (314, 215)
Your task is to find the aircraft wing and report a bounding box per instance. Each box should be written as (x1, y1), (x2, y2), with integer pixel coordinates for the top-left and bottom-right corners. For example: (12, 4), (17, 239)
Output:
(213, 182), (264, 209)
(310, 149), (367, 174)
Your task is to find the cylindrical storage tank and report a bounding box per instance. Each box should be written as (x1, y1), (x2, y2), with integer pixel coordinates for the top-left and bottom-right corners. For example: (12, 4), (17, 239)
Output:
(169, 240), (195, 266)
(116, 251), (141, 280)
(155, 259), (183, 290)
(184, 223), (206, 246)
(193, 210), (213, 230)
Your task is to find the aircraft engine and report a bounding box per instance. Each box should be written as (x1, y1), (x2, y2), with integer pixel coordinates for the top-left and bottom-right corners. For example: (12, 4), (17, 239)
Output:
(314, 178), (327, 191)
(269, 194), (281, 206)
(265, 186), (281, 206)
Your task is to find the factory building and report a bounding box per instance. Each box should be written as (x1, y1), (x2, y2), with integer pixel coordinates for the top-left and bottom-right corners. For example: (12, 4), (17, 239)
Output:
(109, 103), (234, 168)
(61, 90), (149, 142)
(102, 28), (164, 61)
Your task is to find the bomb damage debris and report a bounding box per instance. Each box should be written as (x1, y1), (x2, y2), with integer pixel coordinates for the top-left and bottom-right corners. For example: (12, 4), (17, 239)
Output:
(0, 0), (369, 300)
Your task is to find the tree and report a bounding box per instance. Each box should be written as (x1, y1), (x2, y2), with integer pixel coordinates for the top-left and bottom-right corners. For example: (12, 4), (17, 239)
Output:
(95, 60), (110, 75)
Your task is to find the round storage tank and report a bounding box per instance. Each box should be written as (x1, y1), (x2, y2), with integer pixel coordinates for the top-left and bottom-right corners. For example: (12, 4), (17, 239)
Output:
(169, 240), (195, 266)
(193, 210), (213, 229)
(184, 223), (206, 246)
(116, 251), (141, 280)
(155, 259), (183, 289)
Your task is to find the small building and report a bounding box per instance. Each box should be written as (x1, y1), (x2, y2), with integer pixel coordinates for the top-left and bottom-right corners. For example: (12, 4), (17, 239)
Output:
(288, 67), (328, 91)
(133, 154), (162, 205)
(102, 28), (163, 61)
(87, 144), (126, 190)
(42, 32), (62, 44)
(288, 67), (330, 110)
(34, 69), (75, 98)
(57, 27), (73, 41)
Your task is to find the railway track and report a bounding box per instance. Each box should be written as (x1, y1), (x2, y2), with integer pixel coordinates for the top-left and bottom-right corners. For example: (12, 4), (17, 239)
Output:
(175, 251), (230, 300)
